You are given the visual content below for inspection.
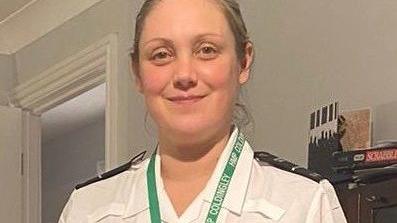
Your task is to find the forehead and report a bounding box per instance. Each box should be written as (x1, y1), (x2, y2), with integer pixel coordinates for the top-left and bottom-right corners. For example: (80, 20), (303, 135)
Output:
(140, 0), (232, 42)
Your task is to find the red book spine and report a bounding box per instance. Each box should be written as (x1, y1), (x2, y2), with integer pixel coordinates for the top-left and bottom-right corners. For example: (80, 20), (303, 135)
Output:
(365, 148), (397, 163)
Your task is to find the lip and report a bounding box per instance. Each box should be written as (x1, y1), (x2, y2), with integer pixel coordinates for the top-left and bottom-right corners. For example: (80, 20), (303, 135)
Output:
(166, 95), (206, 104)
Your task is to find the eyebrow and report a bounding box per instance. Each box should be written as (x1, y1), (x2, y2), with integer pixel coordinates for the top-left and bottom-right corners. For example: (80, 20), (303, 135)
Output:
(142, 38), (174, 48)
(194, 33), (224, 40)
(142, 33), (224, 48)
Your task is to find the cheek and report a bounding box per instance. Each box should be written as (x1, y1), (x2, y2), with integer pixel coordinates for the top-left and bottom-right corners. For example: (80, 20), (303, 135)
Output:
(139, 64), (172, 94)
(199, 59), (240, 92)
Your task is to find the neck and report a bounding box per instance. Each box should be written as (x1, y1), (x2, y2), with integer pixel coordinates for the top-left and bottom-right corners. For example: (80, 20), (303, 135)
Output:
(158, 127), (232, 182)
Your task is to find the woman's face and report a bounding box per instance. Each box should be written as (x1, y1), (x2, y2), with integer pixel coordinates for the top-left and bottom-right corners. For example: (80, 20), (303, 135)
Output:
(135, 0), (251, 139)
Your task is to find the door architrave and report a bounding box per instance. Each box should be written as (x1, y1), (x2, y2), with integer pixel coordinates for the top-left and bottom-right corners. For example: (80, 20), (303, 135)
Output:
(9, 33), (119, 223)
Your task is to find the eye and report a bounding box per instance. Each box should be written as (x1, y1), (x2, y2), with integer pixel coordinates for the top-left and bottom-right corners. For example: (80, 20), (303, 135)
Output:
(196, 43), (218, 60)
(150, 48), (173, 65)
(201, 46), (216, 54)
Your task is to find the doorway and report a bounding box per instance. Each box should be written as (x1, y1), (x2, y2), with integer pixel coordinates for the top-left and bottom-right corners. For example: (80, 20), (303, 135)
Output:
(41, 83), (106, 222)
(9, 34), (119, 223)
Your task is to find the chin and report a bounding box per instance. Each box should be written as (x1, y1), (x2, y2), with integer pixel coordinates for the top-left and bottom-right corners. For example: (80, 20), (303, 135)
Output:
(164, 114), (229, 143)
(170, 119), (210, 136)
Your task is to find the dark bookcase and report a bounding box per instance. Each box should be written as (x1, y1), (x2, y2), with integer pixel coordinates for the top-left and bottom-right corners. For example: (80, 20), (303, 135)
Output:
(335, 177), (397, 223)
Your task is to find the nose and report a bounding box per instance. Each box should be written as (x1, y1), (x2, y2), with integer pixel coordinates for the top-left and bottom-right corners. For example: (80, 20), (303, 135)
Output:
(173, 56), (198, 91)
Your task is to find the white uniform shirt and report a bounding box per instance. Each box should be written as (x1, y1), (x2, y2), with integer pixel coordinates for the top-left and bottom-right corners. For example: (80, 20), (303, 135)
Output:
(59, 128), (347, 223)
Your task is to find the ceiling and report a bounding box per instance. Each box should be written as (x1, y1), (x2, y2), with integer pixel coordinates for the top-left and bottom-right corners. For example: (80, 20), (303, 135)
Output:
(0, 0), (34, 23)
(0, 0), (104, 54)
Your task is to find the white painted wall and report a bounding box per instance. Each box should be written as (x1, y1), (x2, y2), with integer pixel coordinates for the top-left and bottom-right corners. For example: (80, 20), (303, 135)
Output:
(42, 118), (105, 223)
(0, 106), (22, 223)
(0, 54), (16, 105)
(241, 0), (397, 165)
(14, 0), (397, 167)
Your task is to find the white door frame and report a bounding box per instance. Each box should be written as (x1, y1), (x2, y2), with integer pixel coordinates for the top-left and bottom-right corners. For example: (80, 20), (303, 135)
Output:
(9, 33), (119, 223)
(21, 112), (41, 223)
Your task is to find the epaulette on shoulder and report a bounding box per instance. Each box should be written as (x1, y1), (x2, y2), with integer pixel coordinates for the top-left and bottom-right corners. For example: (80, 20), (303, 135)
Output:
(254, 151), (325, 183)
(75, 151), (146, 190)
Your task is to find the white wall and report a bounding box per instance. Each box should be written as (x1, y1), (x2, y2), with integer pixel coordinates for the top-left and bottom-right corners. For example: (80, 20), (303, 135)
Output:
(14, 0), (397, 167)
(241, 0), (397, 165)
(42, 118), (105, 223)
(0, 54), (16, 105)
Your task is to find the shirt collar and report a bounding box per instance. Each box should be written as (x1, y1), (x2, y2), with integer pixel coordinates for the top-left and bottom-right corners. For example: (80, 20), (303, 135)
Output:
(205, 128), (286, 221)
(202, 127), (254, 216)
(122, 127), (255, 219)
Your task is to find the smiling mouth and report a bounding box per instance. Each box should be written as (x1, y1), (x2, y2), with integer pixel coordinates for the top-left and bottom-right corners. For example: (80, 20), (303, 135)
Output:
(166, 95), (206, 104)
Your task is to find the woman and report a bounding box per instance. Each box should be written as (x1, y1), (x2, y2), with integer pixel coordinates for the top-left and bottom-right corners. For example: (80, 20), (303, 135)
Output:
(60, 0), (347, 222)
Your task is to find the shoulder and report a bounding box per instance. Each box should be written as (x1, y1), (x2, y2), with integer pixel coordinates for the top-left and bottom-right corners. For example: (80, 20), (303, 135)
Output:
(248, 151), (345, 221)
(249, 151), (326, 201)
(75, 151), (147, 190)
(59, 151), (149, 222)
(254, 151), (325, 183)
(250, 151), (332, 199)
(73, 151), (148, 196)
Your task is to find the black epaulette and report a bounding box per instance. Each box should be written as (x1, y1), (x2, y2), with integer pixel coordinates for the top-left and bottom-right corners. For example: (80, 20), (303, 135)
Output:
(75, 151), (147, 190)
(254, 151), (325, 183)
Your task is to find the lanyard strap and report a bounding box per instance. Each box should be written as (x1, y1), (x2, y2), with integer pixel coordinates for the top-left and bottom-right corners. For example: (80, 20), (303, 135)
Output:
(147, 131), (246, 223)
(147, 151), (162, 222)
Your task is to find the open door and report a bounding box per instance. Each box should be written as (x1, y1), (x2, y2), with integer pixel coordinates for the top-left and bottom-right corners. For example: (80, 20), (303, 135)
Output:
(0, 106), (23, 223)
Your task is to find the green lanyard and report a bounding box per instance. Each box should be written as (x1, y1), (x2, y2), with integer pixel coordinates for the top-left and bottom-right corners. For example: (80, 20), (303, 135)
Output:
(146, 131), (245, 223)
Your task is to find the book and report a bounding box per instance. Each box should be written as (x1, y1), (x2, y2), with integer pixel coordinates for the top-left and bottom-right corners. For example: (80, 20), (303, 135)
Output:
(332, 146), (397, 172)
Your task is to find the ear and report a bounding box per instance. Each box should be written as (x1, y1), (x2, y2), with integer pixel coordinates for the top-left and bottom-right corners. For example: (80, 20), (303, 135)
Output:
(238, 41), (254, 85)
(130, 55), (143, 93)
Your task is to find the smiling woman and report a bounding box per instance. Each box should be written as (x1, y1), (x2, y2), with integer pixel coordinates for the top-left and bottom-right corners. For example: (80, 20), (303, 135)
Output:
(132, 0), (252, 150)
(59, 0), (347, 222)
